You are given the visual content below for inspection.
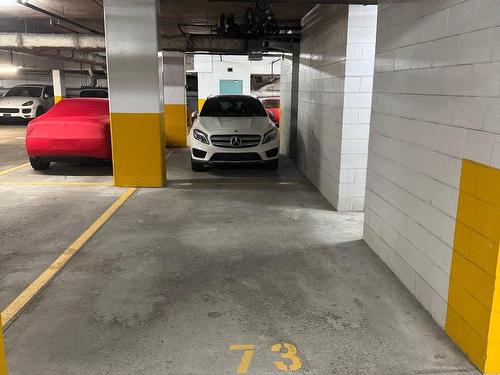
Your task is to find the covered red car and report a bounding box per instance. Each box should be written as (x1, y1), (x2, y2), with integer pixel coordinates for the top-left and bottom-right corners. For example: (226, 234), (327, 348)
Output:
(26, 98), (111, 170)
(261, 97), (280, 127)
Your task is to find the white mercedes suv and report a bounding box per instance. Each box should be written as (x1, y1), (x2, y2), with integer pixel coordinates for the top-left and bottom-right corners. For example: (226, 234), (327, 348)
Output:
(189, 95), (279, 171)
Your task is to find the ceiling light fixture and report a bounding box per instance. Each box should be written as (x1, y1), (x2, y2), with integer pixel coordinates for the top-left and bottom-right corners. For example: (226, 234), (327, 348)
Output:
(0, 65), (21, 74)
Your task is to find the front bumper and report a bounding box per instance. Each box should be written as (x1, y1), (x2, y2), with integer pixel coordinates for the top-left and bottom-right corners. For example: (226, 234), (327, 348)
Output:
(0, 106), (37, 119)
(189, 134), (280, 164)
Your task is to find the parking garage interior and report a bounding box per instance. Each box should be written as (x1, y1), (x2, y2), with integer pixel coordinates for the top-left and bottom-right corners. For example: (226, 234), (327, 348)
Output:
(1, 0), (500, 374)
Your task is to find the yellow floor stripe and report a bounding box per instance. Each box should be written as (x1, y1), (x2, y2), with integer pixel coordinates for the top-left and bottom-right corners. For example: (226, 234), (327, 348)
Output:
(0, 181), (113, 187)
(1, 187), (137, 329)
(0, 163), (29, 176)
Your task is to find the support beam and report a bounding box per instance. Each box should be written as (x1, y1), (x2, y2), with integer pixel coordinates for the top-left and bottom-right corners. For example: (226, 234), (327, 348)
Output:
(52, 70), (66, 104)
(104, 0), (166, 187)
(163, 52), (188, 147)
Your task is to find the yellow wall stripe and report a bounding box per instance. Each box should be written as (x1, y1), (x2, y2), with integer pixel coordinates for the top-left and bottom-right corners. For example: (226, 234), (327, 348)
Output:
(164, 104), (187, 147)
(1, 187), (137, 329)
(110, 113), (166, 187)
(54, 96), (63, 104)
(446, 159), (500, 374)
(0, 163), (29, 176)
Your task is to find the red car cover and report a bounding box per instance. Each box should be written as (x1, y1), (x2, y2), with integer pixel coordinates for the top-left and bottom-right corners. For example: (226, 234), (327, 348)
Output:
(26, 98), (111, 160)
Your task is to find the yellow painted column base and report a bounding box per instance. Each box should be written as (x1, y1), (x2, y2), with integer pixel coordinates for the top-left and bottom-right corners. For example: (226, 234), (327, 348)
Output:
(198, 98), (206, 112)
(54, 96), (63, 104)
(164, 104), (187, 147)
(110, 113), (166, 187)
(446, 159), (500, 374)
(0, 316), (7, 375)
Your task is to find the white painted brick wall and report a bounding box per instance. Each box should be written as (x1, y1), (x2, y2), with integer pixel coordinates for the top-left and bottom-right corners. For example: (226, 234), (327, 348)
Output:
(365, 0), (500, 328)
(194, 55), (282, 99)
(297, 4), (377, 211)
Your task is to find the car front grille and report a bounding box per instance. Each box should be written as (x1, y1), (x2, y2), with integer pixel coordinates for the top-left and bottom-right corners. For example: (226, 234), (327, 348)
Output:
(0, 108), (20, 113)
(210, 153), (262, 162)
(210, 134), (261, 148)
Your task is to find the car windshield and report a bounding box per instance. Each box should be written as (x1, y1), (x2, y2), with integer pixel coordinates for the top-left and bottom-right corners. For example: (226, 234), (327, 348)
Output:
(263, 99), (279, 109)
(201, 96), (267, 117)
(5, 86), (43, 97)
(80, 89), (108, 98)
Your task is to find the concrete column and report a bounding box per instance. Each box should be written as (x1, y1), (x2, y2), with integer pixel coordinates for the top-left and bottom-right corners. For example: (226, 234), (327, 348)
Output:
(163, 52), (187, 147)
(0, 316), (6, 375)
(52, 69), (66, 104)
(104, 0), (165, 187)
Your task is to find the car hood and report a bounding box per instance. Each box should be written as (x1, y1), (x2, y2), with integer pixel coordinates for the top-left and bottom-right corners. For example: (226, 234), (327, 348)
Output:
(0, 96), (39, 106)
(197, 116), (274, 134)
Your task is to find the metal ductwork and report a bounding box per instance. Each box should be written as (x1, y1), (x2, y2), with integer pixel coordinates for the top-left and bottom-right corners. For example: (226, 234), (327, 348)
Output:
(0, 33), (297, 62)
(0, 33), (105, 52)
(33, 49), (106, 66)
(160, 35), (247, 53)
(0, 33), (253, 54)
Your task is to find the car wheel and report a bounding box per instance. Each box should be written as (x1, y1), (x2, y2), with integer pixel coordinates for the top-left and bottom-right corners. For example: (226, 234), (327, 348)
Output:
(264, 159), (279, 171)
(35, 106), (44, 118)
(191, 159), (206, 172)
(29, 157), (50, 170)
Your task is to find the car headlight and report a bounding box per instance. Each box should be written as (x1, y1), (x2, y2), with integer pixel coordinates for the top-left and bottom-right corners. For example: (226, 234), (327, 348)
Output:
(22, 101), (33, 106)
(263, 128), (278, 144)
(193, 129), (209, 144)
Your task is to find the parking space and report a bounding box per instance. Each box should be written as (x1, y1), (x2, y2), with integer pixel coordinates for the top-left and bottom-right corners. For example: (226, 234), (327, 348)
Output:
(0, 125), (29, 172)
(2, 149), (476, 375)
(3, 0), (500, 373)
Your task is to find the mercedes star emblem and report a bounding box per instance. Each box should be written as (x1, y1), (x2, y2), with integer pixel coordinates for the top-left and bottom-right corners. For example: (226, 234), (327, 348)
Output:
(230, 136), (241, 147)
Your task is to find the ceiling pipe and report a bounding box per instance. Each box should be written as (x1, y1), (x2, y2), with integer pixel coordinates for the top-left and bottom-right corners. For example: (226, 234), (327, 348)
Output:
(0, 33), (253, 53)
(31, 49), (106, 66)
(16, 0), (103, 35)
(0, 33), (105, 51)
(0, 33), (298, 59)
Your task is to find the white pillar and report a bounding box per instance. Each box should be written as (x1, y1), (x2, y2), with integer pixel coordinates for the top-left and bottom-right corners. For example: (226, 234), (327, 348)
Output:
(163, 52), (187, 147)
(104, 0), (165, 187)
(52, 69), (66, 104)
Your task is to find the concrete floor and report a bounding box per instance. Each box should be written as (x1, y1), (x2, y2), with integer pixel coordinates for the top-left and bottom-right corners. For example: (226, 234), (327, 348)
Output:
(0, 125), (478, 374)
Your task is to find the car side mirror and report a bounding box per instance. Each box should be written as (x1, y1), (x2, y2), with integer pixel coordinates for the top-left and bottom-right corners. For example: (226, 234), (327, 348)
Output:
(43, 93), (49, 99)
(191, 111), (199, 120)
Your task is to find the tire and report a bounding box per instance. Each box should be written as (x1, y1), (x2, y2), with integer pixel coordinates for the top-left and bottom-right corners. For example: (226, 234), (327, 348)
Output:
(29, 157), (50, 170)
(35, 106), (44, 118)
(264, 159), (279, 171)
(191, 159), (206, 172)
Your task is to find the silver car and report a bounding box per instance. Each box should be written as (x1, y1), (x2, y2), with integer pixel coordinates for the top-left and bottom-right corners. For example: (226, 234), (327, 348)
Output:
(0, 84), (54, 121)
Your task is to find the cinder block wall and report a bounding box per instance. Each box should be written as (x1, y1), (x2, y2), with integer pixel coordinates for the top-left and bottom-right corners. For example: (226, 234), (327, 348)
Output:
(296, 5), (376, 211)
(364, 0), (500, 329)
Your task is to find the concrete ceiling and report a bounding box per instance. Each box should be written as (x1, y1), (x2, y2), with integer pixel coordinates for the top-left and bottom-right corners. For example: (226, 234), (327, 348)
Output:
(0, 0), (316, 36)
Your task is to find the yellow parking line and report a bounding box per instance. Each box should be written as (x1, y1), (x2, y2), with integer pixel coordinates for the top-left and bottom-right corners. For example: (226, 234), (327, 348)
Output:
(0, 162), (29, 176)
(0, 181), (113, 187)
(1, 187), (137, 329)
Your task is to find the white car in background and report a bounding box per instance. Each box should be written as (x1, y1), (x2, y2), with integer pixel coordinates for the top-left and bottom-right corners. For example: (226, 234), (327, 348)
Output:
(189, 95), (279, 171)
(0, 84), (54, 121)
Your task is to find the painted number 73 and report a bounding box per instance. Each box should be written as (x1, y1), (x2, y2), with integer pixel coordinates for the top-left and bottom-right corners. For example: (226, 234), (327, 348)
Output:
(230, 343), (302, 373)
